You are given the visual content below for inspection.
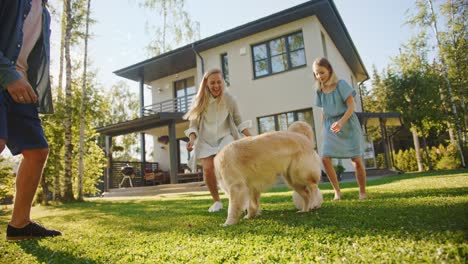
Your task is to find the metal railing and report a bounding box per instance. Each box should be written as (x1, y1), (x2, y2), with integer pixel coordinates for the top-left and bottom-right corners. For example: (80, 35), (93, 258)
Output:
(142, 93), (195, 116)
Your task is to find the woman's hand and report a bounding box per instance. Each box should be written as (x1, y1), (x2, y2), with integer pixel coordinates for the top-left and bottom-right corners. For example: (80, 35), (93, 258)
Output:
(186, 140), (194, 152)
(187, 133), (196, 152)
(330, 121), (343, 133)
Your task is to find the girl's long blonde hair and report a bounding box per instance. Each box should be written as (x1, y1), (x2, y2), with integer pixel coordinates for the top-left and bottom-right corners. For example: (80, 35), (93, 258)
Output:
(183, 68), (224, 121)
(313, 57), (338, 91)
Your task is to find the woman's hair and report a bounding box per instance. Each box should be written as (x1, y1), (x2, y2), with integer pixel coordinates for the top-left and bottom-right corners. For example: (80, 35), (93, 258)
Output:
(312, 57), (338, 90)
(183, 68), (224, 121)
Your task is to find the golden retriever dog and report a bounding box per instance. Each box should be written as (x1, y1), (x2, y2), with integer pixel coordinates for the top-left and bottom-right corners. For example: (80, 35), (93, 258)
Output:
(214, 121), (323, 226)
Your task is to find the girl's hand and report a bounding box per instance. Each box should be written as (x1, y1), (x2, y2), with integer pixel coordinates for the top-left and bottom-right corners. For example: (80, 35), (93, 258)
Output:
(330, 121), (342, 133)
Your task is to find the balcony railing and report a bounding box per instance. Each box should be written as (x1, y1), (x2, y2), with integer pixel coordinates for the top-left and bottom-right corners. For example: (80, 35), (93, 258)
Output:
(142, 93), (195, 116)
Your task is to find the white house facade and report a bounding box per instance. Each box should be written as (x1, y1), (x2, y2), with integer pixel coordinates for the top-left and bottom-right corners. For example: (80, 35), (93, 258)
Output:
(96, 0), (396, 190)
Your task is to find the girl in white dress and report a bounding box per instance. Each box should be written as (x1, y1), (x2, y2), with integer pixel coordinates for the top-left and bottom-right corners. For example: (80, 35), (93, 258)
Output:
(184, 69), (252, 212)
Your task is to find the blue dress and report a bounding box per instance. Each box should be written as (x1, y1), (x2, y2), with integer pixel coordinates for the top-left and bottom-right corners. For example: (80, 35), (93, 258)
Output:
(315, 80), (364, 158)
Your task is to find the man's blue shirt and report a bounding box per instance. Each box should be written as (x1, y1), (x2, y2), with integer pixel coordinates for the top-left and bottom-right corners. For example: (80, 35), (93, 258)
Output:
(0, 0), (53, 114)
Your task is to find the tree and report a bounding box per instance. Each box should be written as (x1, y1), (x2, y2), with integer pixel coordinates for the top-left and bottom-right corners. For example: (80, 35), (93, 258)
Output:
(138, 0), (200, 55)
(63, 0), (75, 201)
(406, 0), (466, 167)
(99, 81), (140, 161)
(78, 0), (92, 201)
(384, 33), (445, 171)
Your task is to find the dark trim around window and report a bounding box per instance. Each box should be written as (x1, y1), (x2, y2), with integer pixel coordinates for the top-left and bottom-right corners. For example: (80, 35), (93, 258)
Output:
(251, 31), (307, 79)
(321, 31), (328, 58)
(257, 108), (316, 134)
(221, 53), (230, 86)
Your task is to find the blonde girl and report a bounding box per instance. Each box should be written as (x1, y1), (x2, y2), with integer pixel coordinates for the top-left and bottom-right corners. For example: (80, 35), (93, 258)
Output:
(184, 68), (252, 212)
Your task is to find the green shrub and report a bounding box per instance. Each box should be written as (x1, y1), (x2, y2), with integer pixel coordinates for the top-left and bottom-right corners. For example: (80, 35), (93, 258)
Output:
(376, 153), (386, 169)
(391, 143), (463, 172)
(333, 164), (345, 175)
(393, 148), (418, 172)
(435, 143), (461, 170)
(0, 158), (14, 201)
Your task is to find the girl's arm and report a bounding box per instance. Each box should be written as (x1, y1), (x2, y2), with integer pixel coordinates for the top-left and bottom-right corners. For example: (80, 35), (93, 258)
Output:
(241, 129), (252, 137)
(330, 96), (355, 133)
(185, 118), (200, 151)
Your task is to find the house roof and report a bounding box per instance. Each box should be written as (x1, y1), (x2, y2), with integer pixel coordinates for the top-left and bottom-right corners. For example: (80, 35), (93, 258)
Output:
(96, 113), (185, 136)
(114, 0), (369, 83)
(356, 112), (403, 127)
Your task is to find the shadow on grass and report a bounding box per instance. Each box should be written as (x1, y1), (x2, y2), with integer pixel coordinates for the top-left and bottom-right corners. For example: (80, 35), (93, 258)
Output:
(17, 239), (98, 264)
(314, 169), (468, 191)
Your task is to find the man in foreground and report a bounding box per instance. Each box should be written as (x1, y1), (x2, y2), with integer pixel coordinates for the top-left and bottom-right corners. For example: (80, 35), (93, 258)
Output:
(0, 0), (61, 240)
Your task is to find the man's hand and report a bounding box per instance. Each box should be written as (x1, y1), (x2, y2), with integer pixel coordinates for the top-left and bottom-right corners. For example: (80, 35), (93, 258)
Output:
(6, 79), (38, 104)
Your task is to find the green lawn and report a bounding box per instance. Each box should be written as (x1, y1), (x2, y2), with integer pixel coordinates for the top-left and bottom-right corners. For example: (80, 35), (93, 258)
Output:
(0, 170), (467, 263)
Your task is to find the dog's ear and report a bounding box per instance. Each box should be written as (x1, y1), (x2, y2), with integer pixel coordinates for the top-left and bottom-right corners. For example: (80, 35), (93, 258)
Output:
(287, 121), (315, 146)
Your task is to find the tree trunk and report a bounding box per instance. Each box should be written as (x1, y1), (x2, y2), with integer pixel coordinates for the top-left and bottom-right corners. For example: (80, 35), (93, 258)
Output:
(427, 0), (466, 167)
(78, 0), (91, 201)
(422, 135), (433, 171)
(448, 126), (456, 145)
(53, 0), (67, 201)
(411, 126), (424, 172)
(62, 0), (74, 201)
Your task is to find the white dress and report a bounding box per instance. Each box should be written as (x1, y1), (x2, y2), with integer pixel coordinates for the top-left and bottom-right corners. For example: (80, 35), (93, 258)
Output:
(184, 92), (251, 169)
(196, 95), (233, 158)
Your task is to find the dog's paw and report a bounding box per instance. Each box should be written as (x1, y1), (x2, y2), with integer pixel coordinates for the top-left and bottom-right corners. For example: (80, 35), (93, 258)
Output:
(223, 219), (238, 226)
(208, 201), (223, 212)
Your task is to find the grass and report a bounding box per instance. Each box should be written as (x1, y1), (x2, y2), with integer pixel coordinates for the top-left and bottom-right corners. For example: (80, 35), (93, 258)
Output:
(0, 170), (467, 263)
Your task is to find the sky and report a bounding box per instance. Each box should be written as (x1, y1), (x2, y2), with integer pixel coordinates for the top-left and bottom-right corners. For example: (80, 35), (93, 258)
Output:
(1, 0), (419, 158)
(48, 0), (418, 97)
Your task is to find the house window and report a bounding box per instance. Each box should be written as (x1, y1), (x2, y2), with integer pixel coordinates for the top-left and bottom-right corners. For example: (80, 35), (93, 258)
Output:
(321, 32), (328, 58)
(252, 31), (306, 78)
(174, 77), (195, 112)
(257, 108), (315, 138)
(221, 53), (230, 86)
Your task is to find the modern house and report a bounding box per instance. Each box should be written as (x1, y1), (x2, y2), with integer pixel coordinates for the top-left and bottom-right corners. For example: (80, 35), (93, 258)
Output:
(97, 0), (401, 191)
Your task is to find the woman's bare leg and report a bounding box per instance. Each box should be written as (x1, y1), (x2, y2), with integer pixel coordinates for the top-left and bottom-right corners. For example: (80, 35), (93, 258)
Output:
(201, 156), (222, 211)
(322, 157), (341, 200)
(351, 157), (367, 199)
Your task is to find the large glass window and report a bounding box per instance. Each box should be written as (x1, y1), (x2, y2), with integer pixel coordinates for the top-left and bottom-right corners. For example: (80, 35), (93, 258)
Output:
(221, 53), (230, 86)
(252, 31), (306, 78)
(174, 77), (195, 112)
(257, 108), (316, 138)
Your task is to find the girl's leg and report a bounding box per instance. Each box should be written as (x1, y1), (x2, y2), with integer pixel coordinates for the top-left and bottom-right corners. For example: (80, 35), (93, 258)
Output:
(201, 156), (222, 211)
(351, 157), (367, 199)
(322, 157), (341, 200)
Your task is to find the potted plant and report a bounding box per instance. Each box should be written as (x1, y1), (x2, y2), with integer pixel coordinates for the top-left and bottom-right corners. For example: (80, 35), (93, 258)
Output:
(333, 164), (345, 181)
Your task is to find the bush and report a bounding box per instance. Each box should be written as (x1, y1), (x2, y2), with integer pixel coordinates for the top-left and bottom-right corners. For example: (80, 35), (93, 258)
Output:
(435, 143), (461, 170)
(0, 158), (14, 201)
(393, 148), (418, 172)
(376, 153), (386, 169)
(391, 143), (463, 172)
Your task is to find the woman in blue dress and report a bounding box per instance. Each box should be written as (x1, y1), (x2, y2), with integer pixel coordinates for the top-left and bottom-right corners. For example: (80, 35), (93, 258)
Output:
(313, 58), (367, 200)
